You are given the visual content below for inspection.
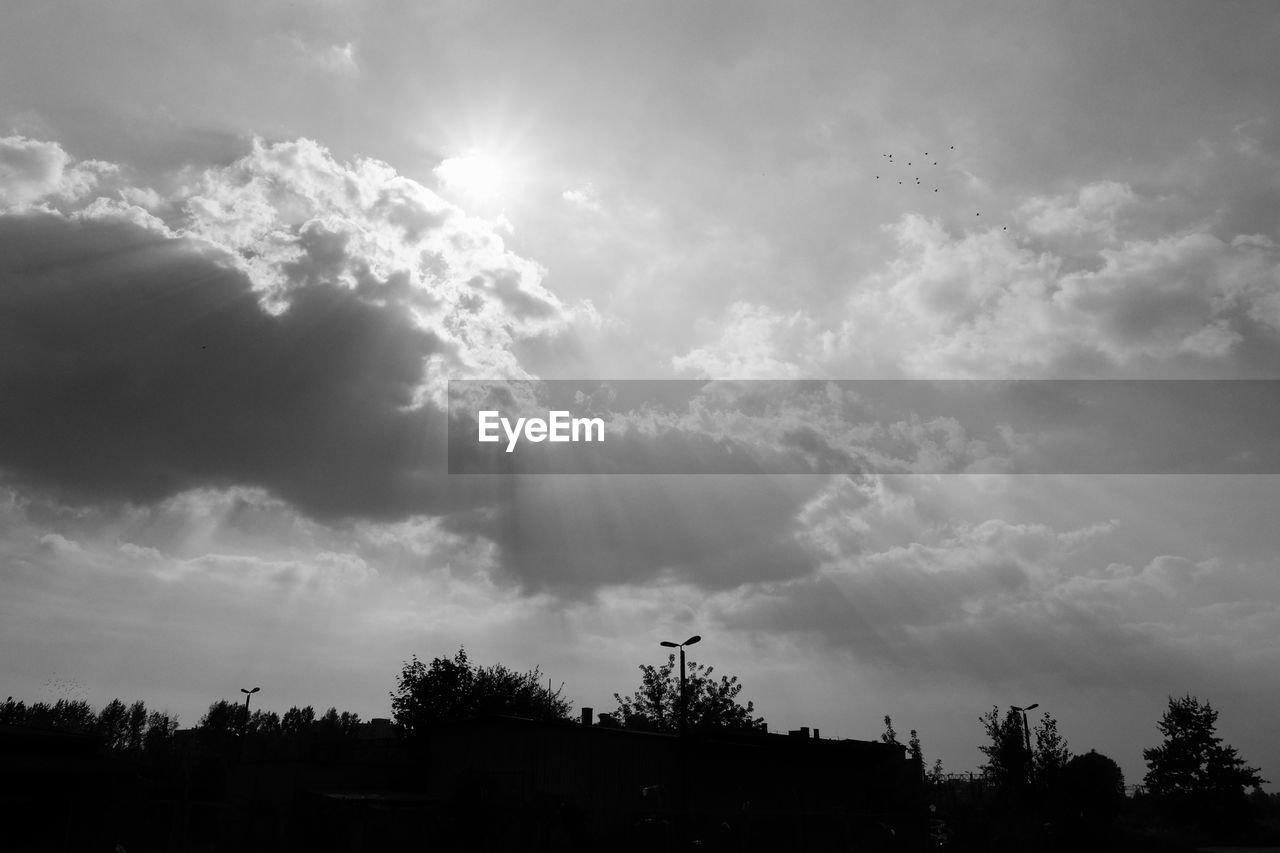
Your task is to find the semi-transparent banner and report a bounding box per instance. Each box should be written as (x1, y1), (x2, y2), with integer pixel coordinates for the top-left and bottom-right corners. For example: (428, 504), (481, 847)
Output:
(446, 380), (1280, 475)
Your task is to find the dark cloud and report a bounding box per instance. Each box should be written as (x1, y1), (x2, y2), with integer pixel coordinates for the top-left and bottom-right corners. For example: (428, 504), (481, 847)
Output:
(0, 134), (593, 527)
(0, 212), (491, 519)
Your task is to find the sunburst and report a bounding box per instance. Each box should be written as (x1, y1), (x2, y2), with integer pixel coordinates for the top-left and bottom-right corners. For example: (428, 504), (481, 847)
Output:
(436, 148), (511, 204)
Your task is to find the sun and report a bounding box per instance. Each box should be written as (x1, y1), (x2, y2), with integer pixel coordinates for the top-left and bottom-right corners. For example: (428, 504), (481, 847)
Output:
(435, 148), (510, 203)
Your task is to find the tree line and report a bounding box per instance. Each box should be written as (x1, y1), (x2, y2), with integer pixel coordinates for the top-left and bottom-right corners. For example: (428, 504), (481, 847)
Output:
(0, 694), (366, 752)
(935, 693), (1268, 839)
(195, 699), (363, 739)
(2, 696), (178, 754)
(5, 649), (1270, 838)
(389, 647), (761, 734)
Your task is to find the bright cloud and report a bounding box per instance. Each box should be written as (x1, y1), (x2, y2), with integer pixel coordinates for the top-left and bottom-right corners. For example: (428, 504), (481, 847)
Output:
(0, 135), (115, 207)
(679, 175), (1280, 379)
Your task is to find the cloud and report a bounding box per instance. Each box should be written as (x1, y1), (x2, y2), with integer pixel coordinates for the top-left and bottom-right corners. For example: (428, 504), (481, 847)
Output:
(0, 482), (559, 721)
(439, 474), (831, 596)
(1020, 180), (1137, 244)
(5, 131), (1278, 611)
(716, 478), (1280, 692)
(673, 303), (825, 379)
(863, 202), (1280, 376)
(562, 184), (603, 214)
(0, 135), (115, 206)
(678, 176), (1280, 379)
(0, 137), (589, 522)
(291, 38), (358, 74)
(0, 136), (834, 598)
(179, 139), (574, 355)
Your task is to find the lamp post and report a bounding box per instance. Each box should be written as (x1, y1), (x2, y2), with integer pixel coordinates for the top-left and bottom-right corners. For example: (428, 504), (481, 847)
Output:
(660, 635), (701, 734)
(1011, 702), (1038, 785)
(240, 687), (260, 735)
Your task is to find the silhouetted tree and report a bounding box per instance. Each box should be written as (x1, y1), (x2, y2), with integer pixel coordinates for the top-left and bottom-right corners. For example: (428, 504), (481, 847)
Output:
(979, 706), (1030, 790)
(879, 717), (927, 770)
(126, 700), (148, 752)
(143, 710), (178, 753)
(1059, 750), (1125, 825)
(198, 699), (246, 737)
(22, 701), (50, 726)
(245, 709), (282, 736)
(1032, 712), (1072, 786)
(57, 699), (97, 731)
(24, 698), (97, 732)
(0, 697), (21, 725)
(929, 758), (946, 785)
(392, 647), (571, 735)
(281, 705), (316, 734)
(97, 698), (130, 750)
(2, 695), (177, 753)
(613, 653), (762, 733)
(473, 662), (568, 719)
(100, 699), (175, 753)
(315, 707), (361, 737)
(393, 649), (474, 726)
(1142, 694), (1266, 826)
(1, 698), (97, 732)
(1247, 786), (1279, 819)
(880, 715), (900, 746)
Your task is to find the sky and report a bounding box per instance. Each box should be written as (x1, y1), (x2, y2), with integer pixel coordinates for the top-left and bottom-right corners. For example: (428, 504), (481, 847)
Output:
(2, 0), (1280, 790)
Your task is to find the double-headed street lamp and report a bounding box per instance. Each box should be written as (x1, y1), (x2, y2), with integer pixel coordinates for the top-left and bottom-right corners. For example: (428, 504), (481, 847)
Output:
(240, 686), (260, 735)
(660, 635), (701, 734)
(1011, 702), (1038, 784)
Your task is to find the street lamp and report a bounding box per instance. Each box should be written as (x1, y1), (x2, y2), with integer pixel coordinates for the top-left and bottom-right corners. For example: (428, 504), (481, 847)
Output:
(660, 635), (701, 734)
(240, 687), (260, 735)
(1011, 703), (1038, 784)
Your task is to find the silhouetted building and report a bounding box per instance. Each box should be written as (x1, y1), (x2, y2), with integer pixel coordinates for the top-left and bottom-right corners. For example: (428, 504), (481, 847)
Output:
(418, 715), (928, 851)
(2, 715), (927, 851)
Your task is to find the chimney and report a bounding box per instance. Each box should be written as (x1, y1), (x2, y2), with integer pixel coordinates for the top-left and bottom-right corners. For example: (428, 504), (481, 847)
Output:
(581, 707), (593, 726)
(800, 726), (809, 739)
(813, 728), (820, 740)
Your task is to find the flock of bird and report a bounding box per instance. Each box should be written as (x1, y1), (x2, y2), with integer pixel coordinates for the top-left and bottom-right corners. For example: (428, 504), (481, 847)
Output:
(43, 675), (86, 697)
(876, 145), (1007, 229)
(874, 145), (952, 192)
